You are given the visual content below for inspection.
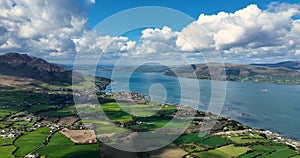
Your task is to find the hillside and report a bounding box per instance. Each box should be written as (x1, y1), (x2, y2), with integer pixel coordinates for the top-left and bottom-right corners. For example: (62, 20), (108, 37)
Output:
(164, 63), (300, 84)
(251, 61), (300, 70)
(0, 53), (81, 86)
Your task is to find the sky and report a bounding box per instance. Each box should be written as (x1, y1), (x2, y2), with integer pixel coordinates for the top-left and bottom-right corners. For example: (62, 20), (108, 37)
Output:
(0, 0), (300, 65)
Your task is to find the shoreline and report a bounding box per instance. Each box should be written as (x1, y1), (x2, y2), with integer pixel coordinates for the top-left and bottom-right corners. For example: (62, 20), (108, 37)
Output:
(101, 89), (300, 151)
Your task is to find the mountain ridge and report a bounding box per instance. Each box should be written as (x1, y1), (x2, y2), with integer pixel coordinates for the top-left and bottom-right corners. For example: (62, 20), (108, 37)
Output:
(251, 61), (300, 70)
(164, 62), (300, 84)
(0, 53), (79, 86)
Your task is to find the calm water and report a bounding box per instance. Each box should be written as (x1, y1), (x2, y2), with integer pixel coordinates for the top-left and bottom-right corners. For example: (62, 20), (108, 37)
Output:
(96, 71), (300, 141)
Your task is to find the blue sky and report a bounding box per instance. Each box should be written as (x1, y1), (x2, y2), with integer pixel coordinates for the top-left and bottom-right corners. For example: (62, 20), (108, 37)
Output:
(0, 0), (300, 64)
(88, 0), (300, 28)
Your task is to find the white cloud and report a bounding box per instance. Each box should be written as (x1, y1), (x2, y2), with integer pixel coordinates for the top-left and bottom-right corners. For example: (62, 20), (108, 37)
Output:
(0, 1), (300, 64)
(74, 31), (136, 55)
(85, 0), (96, 5)
(173, 3), (300, 63)
(134, 26), (178, 55)
(0, 0), (90, 58)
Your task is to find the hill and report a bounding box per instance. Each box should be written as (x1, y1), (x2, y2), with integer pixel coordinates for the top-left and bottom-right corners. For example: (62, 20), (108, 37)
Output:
(0, 53), (80, 86)
(251, 61), (300, 70)
(164, 63), (300, 84)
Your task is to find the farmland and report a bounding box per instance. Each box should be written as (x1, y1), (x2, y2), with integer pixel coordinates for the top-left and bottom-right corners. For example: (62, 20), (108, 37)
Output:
(194, 144), (251, 158)
(0, 146), (16, 158)
(36, 132), (99, 158)
(14, 127), (50, 157)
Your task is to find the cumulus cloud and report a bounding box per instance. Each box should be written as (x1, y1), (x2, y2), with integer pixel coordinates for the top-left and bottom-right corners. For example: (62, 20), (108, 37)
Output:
(74, 31), (135, 53)
(133, 26), (178, 55)
(174, 3), (300, 62)
(0, 0), (90, 58)
(104, 3), (300, 64)
(0, 1), (300, 64)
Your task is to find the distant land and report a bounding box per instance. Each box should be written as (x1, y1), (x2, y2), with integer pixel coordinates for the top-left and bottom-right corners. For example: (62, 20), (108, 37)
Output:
(82, 61), (300, 85)
(251, 61), (300, 70)
(164, 63), (300, 84)
(0, 53), (111, 87)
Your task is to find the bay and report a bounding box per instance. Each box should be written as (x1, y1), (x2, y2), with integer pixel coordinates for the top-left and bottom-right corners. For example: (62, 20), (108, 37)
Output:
(96, 71), (300, 141)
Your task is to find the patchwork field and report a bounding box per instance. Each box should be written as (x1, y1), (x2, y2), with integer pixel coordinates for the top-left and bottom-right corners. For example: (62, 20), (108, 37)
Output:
(149, 144), (188, 158)
(14, 127), (50, 157)
(239, 145), (299, 158)
(174, 133), (232, 148)
(0, 145), (16, 158)
(36, 132), (99, 158)
(194, 144), (250, 158)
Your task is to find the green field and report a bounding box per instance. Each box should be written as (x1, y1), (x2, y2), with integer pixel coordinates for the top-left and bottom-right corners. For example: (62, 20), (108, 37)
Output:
(175, 134), (232, 148)
(0, 137), (15, 146)
(37, 132), (99, 158)
(48, 105), (77, 117)
(0, 145), (16, 158)
(80, 102), (177, 122)
(252, 145), (276, 154)
(239, 145), (300, 158)
(27, 104), (56, 114)
(14, 127), (50, 157)
(259, 146), (298, 158)
(81, 119), (127, 134)
(194, 144), (250, 158)
(239, 151), (261, 158)
(181, 143), (203, 153)
(228, 133), (269, 143)
(134, 115), (183, 130)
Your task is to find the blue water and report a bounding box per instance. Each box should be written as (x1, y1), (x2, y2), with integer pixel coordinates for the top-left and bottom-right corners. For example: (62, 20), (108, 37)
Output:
(96, 71), (300, 141)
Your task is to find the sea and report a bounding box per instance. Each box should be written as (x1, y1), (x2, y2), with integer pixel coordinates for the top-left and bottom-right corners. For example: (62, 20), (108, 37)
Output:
(95, 71), (300, 141)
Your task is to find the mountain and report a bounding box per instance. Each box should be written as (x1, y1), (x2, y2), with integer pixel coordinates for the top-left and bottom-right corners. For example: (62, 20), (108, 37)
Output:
(0, 53), (80, 86)
(251, 61), (300, 70)
(164, 63), (300, 84)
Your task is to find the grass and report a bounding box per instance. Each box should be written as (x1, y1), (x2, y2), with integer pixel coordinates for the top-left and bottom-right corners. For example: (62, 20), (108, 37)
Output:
(194, 149), (229, 158)
(175, 134), (232, 148)
(174, 133), (209, 145)
(247, 145), (299, 158)
(239, 151), (261, 158)
(0, 145), (16, 158)
(82, 119), (127, 134)
(48, 106), (77, 117)
(27, 104), (56, 113)
(0, 137), (15, 146)
(106, 111), (132, 122)
(200, 136), (232, 148)
(80, 101), (177, 120)
(181, 143), (203, 153)
(36, 132), (99, 158)
(218, 144), (250, 156)
(252, 145), (278, 154)
(261, 146), (298, 158)
(228, 134), (269, 143)
(14, 127), (50, 157)
(194, 144), (250, 158)
(134, 115), (186, 130)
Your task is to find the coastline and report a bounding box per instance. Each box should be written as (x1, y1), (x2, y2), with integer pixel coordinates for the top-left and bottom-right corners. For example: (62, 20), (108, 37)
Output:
(100, 88), (300, 151)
